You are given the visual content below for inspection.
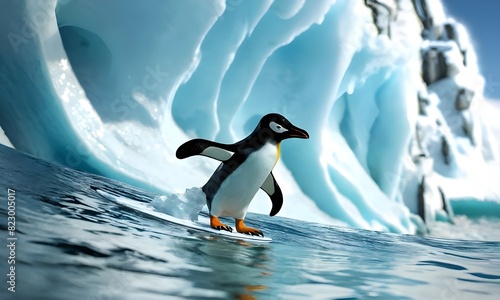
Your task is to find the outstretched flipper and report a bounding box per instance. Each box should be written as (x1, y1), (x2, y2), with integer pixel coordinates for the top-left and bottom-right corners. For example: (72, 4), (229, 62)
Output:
(260, 172), (283, 216)
(176, 139), (236, 161)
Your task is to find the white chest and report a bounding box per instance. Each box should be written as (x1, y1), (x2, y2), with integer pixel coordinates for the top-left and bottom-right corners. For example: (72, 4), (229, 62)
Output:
(210, 143), (278, 219)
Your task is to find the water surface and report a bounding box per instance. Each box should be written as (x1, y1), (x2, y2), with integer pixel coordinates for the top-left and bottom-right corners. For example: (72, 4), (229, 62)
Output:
(1, 145), (499, 299)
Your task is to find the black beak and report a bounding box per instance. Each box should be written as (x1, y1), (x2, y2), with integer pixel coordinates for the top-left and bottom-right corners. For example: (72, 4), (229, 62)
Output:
(288, 125), (309, 139)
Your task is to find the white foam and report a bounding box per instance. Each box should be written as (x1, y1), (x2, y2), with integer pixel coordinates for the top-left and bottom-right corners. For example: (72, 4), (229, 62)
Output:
(151, 188), (207, 222)
(0, 126), (13, 148)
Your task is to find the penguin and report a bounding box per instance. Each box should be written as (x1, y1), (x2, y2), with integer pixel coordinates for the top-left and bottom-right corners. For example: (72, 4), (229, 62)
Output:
(176, 113), (309, 236)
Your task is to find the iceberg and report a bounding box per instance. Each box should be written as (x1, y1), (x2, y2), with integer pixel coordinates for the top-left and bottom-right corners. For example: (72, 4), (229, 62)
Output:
(0, 0), (498, 234)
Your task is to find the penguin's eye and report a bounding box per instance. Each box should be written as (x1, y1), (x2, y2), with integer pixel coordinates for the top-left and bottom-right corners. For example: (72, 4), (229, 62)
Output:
(270, 121), (288, 133)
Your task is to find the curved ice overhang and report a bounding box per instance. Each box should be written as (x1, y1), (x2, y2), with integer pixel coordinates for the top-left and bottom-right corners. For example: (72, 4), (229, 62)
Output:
(0, 0), (422, 233)
(1, 0), (497, 233)
(0, 0), (226, 192)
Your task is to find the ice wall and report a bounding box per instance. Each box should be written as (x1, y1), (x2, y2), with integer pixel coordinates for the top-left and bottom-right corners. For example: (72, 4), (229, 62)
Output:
(405, 0), (500, 224)
(0, 0), (498, 233)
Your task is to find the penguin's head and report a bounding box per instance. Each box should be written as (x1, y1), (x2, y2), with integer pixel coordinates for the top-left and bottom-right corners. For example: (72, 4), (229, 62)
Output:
(259, 113), (309, 142)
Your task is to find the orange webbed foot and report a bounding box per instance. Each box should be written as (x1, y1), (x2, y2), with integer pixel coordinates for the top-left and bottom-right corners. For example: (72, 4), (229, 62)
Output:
(210, 215), (233, 232)
(235, 219), (264, 237)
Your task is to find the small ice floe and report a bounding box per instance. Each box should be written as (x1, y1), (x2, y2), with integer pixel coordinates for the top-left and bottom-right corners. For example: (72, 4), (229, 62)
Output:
(151, 187), (206, 221)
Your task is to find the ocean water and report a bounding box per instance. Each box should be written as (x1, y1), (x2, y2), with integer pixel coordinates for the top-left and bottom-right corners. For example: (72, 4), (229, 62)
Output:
(1, 144), (499, 300)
